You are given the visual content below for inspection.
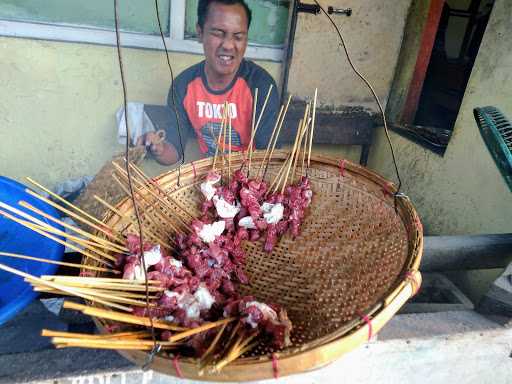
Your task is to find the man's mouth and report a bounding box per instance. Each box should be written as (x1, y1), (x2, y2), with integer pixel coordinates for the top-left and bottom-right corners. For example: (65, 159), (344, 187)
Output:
(218, 55), (235, 65)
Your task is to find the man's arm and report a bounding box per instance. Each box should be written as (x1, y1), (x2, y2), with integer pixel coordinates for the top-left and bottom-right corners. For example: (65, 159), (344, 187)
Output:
(137, 132), (179, 165)
(143, 78), (194, 166)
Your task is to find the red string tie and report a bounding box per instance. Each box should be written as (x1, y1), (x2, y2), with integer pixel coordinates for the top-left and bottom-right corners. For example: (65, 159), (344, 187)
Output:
(415, 216), (423, 233)
(359, 313), (373, 341)
(405, 271), (420, 296)
(271, 353), (279, 379)
(104, 324), (120, 333)
(382, 183), (393, 197)
(173, 355), (184, 378)
(191, 161), (197, 179)
(338, 159), (346, 177)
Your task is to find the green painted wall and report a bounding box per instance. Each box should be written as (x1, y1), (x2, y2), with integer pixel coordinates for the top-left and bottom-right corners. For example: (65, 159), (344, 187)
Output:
(0, 37), (281, 189)
(368, 0), (512, 236)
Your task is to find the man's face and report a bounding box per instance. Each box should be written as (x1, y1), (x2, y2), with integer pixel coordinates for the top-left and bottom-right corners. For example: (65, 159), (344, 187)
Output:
(197, 2), (249, 83)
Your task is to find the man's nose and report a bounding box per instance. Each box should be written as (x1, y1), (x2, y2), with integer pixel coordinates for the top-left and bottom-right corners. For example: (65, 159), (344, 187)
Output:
(220, 35), (236, 50)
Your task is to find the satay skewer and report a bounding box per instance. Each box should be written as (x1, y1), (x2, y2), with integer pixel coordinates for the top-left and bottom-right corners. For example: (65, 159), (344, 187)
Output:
(111, 174), (177, 247)
(257, 104), (284, 179)
(0, 209), (115, 267)
(0, 252), (115, 274)
(291, 104), (310, 183)
(42, 329), (152, 340)
(280, 116), (310, 194)
(63, 300), (186, 330)
(248, 84), (273, 176)
(212, 102), (229, 171)
(25, 177), (108, 231)
(308, 88), (318, 169)
(0, 263), (131, 311)
(127, 162), (195, 221)
(19, 200), (128, 254)
(34, 287), (158, 300)
(228, 116), (232, 180)
(262, 94), (293, 180)
(112, 162), (189, 230)
(0, 203), (117, 262)
(25, 188), (124, 244)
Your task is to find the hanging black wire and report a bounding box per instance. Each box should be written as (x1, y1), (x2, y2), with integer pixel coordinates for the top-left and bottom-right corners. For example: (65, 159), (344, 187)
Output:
(113, 0), (158, 352)
(312, 1), (403, 199)
(155, 0), (185, 186)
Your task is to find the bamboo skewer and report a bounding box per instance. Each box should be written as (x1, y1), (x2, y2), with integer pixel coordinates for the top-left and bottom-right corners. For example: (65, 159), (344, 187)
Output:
(63, 301), (186, 331)
(0, 252), (115, 274)
(112, 162), (189, 231)
(0, 201), (118, 263)
(34, 287), (158, 300)
(29, 282), (159, 307)
(291, 114), (309, 184)
(257, 105), (284, 179)
(220, 108), (228, 182)
(41, 276), (160, 284)
(0, 263), (132, 311)
(40, 277), (165, 292)
(262, 94), (293, 180)
(168, 317), (236, 343)
(0, 208), (115, 268)
(93, 193), (176, 248)
(308, 88), (318, 169)
(42, 329), (152, 340)
(50, 336), (177, 349)
(200, 323), (228, 365)
(127, 162), (195, 221)
(228, 115), (232, 180)
(212, 103), (229, 171)
(248, 85), (273, 176)
(117, 162), (191, 228)
(25, 177), (108, 230)
(111, 174), (176, 247)
(19, 200), (129, 254)
(213, 331), (260, 372)
(25, 188), (124, 244)
(280, 118), (309, 194)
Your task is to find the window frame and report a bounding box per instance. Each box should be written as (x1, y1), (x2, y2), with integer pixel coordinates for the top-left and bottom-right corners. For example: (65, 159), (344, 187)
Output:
(0, 0), (284, 62)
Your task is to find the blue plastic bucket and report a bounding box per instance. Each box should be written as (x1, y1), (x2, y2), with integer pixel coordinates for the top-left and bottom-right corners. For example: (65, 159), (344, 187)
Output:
(0, 176), (65, 325)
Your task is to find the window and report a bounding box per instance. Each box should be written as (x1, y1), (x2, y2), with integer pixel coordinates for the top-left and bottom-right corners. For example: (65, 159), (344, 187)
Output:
(0, 0), (289, 62)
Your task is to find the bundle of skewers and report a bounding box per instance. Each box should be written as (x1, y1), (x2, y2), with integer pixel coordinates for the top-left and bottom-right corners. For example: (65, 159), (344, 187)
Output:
(0, 88), (321, 374)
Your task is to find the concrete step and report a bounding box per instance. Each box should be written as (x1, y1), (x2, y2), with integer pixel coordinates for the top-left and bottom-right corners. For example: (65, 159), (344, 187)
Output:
(0, 301), (510, 384)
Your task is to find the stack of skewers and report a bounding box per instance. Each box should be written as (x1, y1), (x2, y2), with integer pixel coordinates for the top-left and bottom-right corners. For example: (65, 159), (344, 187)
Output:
(0, 88), (321, 374)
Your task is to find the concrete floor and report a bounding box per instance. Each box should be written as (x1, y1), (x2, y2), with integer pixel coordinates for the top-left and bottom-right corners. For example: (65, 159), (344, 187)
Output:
(0, 300), (510, 384)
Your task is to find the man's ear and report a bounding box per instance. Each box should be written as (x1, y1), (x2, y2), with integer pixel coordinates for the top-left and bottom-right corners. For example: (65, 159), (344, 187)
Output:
(196, 23), (203, 42)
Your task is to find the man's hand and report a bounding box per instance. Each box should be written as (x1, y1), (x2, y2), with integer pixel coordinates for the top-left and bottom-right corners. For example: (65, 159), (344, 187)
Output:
(137, 131), (179, 165)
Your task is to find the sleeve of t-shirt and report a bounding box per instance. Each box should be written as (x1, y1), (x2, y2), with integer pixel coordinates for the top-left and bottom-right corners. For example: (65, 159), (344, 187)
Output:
(251, 69), (280, 150)
(165, 73), (195, 160)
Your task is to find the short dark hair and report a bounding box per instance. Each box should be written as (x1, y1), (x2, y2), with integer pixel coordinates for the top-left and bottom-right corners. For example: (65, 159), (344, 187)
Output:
(197, 0), (252, 31)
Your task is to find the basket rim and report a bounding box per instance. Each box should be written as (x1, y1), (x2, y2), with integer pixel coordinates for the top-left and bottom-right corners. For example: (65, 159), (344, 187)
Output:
(94, 151), (423, 381)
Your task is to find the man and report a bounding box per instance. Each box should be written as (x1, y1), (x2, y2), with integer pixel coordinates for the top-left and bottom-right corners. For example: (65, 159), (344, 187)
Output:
(142, 0), (279, 165)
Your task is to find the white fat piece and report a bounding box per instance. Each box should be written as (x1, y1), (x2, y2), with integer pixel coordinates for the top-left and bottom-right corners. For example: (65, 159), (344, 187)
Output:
(132, 265), (145, 281)
(238, 216), (256, 229)
(164, 284), (215, 320)
(169, 258), (183, 269)
(245, 301), (278, 328)
(263, 203), (284, 224)
(200, 174), (221, 201)
(194, 283), (216, 311)
(143, 245), (162, 267)
(198, 221), (226, 243)
(304, 189), (313, 206)
(213, 196), (240, 219)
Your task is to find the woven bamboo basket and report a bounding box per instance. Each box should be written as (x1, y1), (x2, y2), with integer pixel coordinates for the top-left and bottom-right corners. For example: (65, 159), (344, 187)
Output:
(89, 149), (422, 381)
